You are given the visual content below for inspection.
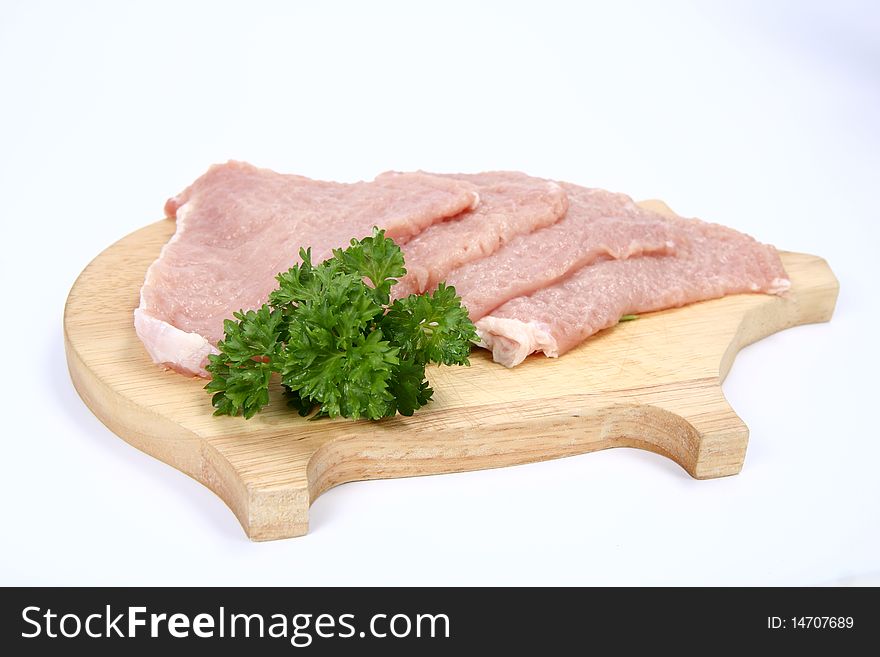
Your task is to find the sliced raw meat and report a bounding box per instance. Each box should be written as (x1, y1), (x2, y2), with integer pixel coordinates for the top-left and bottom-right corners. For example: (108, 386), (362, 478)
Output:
(135, 161), (479, 376)
(386, 171), (569, 298)
(447, 184), (680, 320)
(476, 217), (790, 367)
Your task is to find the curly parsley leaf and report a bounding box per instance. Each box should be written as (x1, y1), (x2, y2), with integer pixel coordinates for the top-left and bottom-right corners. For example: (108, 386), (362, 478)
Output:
(203, 305), (284, 418)
(280, 329), (399, 420)
(205, 229), (476, 421)
(380, 283), (477, 366)
(388, 358), (433, 417)
(333, 228), (406, 306)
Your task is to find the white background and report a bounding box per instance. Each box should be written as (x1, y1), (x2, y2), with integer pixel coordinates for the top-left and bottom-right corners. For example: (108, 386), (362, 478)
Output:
(1, 0), (877, 585)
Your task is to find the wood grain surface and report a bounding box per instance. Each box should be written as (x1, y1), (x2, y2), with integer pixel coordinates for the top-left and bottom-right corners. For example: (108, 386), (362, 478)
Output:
(63, 201), (839, 540)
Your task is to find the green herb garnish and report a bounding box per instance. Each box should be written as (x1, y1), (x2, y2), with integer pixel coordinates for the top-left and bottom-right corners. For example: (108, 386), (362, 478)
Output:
(205, 228), (477, 420)
(619, 314), (639, 322)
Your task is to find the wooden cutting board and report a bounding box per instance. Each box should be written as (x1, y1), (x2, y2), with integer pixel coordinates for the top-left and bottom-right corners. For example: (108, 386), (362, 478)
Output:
(64, 201), (839, 541)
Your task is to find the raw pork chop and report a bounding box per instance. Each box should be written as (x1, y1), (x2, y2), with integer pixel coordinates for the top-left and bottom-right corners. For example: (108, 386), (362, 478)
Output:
(476, 217), (790, 367)
(135, 161), (479, 376)
(386, 172), (569, 298)
(447, 184), (680, 320)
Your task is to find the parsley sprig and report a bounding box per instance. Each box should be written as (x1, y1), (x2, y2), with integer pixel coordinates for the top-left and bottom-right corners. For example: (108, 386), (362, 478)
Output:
(205, 229), (477, 420)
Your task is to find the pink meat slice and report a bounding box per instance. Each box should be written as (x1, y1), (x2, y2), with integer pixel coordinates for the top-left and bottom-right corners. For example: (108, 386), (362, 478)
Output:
(135, 161), (479, 376)
(476, 217), (790, 367)
(385, 171), (569, 298)
(447, 184), (680, 320)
